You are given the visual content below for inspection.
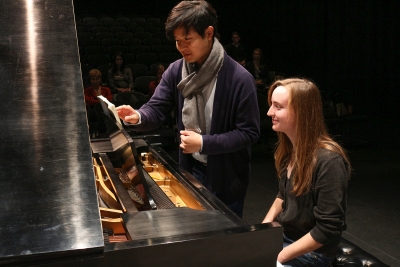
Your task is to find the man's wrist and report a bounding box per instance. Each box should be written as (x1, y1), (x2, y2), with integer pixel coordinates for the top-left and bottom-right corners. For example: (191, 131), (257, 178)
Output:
(135, 111), (142, 124)
(199, 136), (203, 153)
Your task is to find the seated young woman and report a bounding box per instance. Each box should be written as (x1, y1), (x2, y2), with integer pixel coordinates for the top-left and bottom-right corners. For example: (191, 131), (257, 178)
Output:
(263, 78), (351, 267)
(108, 51), (134, 100)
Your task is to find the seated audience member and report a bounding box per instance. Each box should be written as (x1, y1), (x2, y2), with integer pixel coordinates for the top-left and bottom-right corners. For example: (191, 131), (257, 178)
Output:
(225, 31), (247, 65)
(108, 51), (134, 100)
(262, 78), (351, 267)
(245, 48), (269, 92)
(148, 64), (165, 97)
(84, 69), (113, 137)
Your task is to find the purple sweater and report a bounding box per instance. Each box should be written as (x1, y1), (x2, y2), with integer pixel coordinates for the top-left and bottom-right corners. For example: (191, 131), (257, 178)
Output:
(135, 52), (260, 199)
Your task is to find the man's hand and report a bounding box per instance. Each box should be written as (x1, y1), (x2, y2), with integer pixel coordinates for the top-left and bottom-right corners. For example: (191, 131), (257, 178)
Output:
(115, 105), (139, 124)
(180, 130), (202, 154)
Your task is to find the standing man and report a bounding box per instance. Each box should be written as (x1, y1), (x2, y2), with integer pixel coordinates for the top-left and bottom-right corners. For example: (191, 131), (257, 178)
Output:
(116, 0), (260, 217)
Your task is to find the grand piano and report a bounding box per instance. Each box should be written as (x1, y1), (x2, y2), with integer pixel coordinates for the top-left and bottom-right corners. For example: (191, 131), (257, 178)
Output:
(0, 0), (282, 266)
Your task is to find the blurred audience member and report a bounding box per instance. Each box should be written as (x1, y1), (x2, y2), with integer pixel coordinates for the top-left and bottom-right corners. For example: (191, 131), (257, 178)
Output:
(148, 64), (165, 97)
(225, 31), (247, 65)
(84, 69), (112, 138)
(108, 51), (134, 100)
(245, 48), (270, 92)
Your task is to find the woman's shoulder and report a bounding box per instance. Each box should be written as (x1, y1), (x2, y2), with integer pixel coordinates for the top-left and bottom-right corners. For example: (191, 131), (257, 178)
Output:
(260, 62), (269, 69)
(316, 148), (347, 167)
(314, 147), (350, 183)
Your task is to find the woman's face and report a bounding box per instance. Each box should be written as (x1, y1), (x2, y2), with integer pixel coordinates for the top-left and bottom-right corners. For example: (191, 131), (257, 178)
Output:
(115, 55), (123, 67)
(267, 86), (296, 140)
(156, 68), (164, 80)
(90, 76), (102, 88)
(253, 50), (261, 61)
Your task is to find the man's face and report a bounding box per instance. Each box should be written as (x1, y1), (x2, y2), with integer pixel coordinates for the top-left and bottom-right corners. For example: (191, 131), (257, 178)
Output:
(232, 34), (240, 44)
(174, 26), (214, 66)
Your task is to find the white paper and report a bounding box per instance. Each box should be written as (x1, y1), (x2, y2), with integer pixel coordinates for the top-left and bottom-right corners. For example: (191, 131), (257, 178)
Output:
(97, 95), (123, 129)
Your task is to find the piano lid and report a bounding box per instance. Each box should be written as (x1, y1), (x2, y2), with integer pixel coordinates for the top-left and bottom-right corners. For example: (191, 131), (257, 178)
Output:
(0, 0), (103, 265)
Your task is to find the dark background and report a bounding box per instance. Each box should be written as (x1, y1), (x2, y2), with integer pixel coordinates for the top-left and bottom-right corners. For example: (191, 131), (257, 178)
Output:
(74, 0), (400, 119)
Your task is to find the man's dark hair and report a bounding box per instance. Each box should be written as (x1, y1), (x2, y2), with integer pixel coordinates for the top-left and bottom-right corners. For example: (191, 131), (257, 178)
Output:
(165, 0), (218, 41)
(231, 31), (240, 37)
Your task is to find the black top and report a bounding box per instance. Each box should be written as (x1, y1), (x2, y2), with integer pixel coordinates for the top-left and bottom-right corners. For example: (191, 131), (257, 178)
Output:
(277, 149), (349, 257)
(245, 61), (270, 86)
(225, 43), (247, 62)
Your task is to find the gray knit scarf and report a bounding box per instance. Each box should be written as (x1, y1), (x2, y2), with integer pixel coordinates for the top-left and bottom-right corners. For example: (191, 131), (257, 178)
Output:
(177, 37), (224, 134)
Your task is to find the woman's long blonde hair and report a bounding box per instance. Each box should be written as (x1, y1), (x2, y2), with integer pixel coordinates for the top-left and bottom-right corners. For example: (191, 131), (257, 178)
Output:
(268, 78), (351, 196)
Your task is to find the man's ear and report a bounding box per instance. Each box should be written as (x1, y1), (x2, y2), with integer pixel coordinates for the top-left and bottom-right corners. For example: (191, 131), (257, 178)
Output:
(205, 26), (214, 40)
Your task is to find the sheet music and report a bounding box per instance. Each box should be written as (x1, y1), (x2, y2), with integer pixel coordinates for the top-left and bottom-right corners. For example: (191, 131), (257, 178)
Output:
(97, 95), (123, 129)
